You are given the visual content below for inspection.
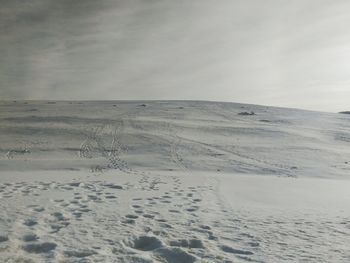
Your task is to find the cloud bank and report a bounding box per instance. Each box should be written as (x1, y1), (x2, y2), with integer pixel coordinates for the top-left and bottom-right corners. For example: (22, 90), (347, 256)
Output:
(1, 0), (350, 112)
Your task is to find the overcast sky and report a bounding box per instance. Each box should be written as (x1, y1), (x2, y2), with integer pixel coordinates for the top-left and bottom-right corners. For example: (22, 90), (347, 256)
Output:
(1, 0), (350, 112)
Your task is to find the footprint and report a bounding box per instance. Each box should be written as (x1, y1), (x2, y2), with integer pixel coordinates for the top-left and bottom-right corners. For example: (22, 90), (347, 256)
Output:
(104, 183), (123, 190)
(64, 249), (97, 258)
(33, 207), (45, 212)
(23, 219), (37, 227)
(121, 219), (135, 224)
(125, 214), (138, 219)
(248, 242), (260, 247)
(51, 212), (65, 221)
(169, 238), (204, 249)
(79, 208), (92, 213)
(143, 214), (155, 219)
(72, 212), (83, 218)
(22, 234), (38, 242)
(50, 222), (69, 233)
(220, 245), (254, 255)
(159, 223), (172, 229)
(127, 235), (163, 251)
(115, 255), (153, 263)
(105, 195), (117, 199)
(153, 247), (197, 263)
(87, 195), (99, 201)
(186, 207), (198, 212)
(0, 235), (9, 242)
(22, 242), (57, 253)
(61, 186), (74, 191)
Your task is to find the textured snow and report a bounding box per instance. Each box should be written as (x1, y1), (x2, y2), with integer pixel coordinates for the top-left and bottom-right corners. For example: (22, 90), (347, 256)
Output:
(0, 100), (349, 262)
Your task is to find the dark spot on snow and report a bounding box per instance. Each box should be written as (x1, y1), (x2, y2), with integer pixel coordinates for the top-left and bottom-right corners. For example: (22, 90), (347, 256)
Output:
(0, 235), (9, 242)
(22, 242), (57, 253)
(238, 111), (256, 116)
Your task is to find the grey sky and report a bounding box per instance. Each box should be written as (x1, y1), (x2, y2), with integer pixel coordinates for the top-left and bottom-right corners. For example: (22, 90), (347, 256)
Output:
(0, 0), (349, 112)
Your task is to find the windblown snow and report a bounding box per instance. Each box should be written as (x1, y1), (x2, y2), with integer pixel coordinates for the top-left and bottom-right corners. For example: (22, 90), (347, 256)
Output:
(0, 101), (349, 262)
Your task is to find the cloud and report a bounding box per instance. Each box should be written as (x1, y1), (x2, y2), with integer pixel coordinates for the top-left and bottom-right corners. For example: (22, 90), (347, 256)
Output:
(1, 0), (350, 112)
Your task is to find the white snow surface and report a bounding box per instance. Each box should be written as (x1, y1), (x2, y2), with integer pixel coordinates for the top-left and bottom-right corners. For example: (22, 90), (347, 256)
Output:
(0, 100), (349, 262)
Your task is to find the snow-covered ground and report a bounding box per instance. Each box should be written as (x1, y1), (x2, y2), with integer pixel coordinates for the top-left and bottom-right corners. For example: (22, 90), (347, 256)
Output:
(0, 101), (349, 262)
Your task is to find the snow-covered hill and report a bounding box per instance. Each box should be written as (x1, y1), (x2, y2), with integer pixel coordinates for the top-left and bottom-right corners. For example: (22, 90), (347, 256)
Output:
(0, 101), (349, 262)
(1, 100), (350, 178)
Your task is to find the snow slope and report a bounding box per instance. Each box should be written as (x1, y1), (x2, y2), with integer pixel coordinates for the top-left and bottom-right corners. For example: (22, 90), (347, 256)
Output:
(0, 101), (349, 262)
